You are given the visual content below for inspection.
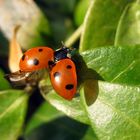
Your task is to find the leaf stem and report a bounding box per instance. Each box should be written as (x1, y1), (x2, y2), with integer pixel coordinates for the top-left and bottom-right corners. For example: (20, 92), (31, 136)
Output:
(136, 0), (140, 4)
(65, 24), (83, 48)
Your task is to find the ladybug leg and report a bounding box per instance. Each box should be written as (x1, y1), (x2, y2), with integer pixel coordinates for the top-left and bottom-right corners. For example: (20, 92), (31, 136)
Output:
(4, 71), (30, 87)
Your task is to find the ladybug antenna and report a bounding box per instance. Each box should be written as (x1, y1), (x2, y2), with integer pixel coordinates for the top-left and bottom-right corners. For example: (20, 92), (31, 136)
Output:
(60, 41), (73, 53)
(59, 41), (70, 54)
(61, 41), (67, 49)
(61, 41), (66, 48)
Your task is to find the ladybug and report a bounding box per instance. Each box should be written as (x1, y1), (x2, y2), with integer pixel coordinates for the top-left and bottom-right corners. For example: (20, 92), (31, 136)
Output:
(49, 46), (77, 100)
(19, 47), (54, 72)
(6, 45), (77, 100)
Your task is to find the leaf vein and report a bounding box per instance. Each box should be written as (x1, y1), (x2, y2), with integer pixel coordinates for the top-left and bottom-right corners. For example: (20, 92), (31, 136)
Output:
(0, 95), (27, 118)
(111, 60), (136, 82)
(99, 97), (140, 129)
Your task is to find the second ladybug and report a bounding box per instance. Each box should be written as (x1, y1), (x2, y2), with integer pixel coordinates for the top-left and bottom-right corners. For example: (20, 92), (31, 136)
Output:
(49, 46), (77, 100)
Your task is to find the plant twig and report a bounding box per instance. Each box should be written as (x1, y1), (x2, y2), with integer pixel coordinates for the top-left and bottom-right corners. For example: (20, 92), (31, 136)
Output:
(65, 24), (83, 48)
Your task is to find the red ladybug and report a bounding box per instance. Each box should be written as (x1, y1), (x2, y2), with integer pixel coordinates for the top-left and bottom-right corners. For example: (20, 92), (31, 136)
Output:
(19, 47), (54, 72)
(6, 45), (77, 100)
(49, 46), (77, 100)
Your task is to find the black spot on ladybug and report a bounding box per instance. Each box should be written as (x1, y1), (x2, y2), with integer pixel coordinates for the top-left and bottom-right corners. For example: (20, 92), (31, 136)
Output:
(38, 48), (43, 52)
(21, 54), (25, 61)
(66, 65), (72, 69)
(54, 72), (60, 78)
(33, 59), (39, 65)
(65, 84), (74, 90)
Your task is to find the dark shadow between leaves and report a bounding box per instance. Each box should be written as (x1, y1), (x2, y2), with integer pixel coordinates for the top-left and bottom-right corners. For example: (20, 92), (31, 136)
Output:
(24, 116), (98, 140)
(73, 54), (103, 106)
(0, 31), (9, 55)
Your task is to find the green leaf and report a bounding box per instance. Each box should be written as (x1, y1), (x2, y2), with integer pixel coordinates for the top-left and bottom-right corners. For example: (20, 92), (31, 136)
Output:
(25, 102), (63, 135)
(0, 0), (51, 50)
(26, 105), (98, 140)
(81, 127), (98, 140)
(115, 2), (140, 46)
(0, 90), (28, 140)
(80, 81), (140, 140)
(38, 78), (89, 124)
(74, 0), (89, 26)
(39, 79), (140, 139)
(81, 45), (140, 86)
(0, 69), (11, 90)
(39, 45), (139, 126)
(80, 0), (134, 52)
(40, 89), (89, 125)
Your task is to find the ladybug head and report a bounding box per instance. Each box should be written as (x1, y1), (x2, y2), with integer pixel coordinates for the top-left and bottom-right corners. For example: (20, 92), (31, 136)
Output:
(54, 45), (72, 62)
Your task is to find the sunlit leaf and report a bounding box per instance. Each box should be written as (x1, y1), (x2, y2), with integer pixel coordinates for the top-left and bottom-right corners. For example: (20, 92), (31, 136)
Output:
(40, 89), (89, 125)
(80, 81), (140, 140)
(39, 79), (140, 140)
(39, 42), (140, 139)
(81, 45), (140, 86)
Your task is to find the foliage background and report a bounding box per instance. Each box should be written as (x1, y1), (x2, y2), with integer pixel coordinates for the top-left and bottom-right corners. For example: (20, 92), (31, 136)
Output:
(0, 0), (140, 140)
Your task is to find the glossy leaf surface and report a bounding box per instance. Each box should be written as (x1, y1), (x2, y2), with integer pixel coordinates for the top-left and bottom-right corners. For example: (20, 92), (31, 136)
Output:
(39, 44), (140, 139)
(80, 81), (140, 140)
(40, 79), (140, 140)
(81, 46), (140, 86)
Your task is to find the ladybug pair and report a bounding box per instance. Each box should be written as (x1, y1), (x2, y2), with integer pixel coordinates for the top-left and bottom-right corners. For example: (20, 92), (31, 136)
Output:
(6, 46), (77, 100)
